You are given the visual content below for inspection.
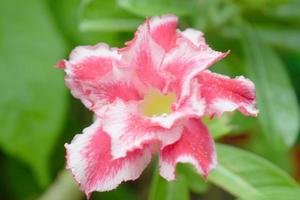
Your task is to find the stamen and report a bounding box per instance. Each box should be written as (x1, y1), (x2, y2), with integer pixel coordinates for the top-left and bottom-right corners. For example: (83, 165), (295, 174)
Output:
(139, 88), (176, 117)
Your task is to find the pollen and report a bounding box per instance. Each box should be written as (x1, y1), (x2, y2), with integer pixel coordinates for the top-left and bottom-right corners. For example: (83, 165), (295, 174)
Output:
(139, 88), (176, 117)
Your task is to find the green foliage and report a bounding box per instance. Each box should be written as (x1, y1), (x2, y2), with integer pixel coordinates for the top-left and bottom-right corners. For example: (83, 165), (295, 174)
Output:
(241, 24), (300, 152)
(209, 144), (300, 200)
(149, 166), (189, 200)
(177, 164), (210, 194)
(222, 26), (300, 52)
(1, 0), (300, 199)
(0, 0), (68, 186)
(204, 115), (232, 139)
(79, 0), (142, 32)
(117, 0), (197, 17)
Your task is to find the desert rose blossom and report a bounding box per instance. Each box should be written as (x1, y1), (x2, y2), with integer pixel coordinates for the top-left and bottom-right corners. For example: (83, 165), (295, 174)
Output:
(58, 15), (258, 197)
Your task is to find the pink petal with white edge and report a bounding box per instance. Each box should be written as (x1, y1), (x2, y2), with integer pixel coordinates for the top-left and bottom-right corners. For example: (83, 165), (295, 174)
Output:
(197, 70), (258, 116)
(162, 36), (228, 102)
(180, 28), (207, 48)
(65, 119), (152, 197)
(119, 18), (169, 91)
(63, 44), (144, 111)
(100, 99), (184, 159)
(149, 15), (178, 51)
(159, 118), (217, 181)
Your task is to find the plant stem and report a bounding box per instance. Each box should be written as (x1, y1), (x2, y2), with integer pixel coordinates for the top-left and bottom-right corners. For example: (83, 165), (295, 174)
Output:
(38, 170), (83, 200)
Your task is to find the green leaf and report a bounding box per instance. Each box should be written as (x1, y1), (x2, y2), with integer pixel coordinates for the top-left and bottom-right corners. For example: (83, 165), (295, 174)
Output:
(238, 0), (288, 10)
(222, 26), (300, 52)
(266, 0), (300, 21)
(92, 184), (138, 200)
(79, 0), (141, 32)
(38, 170), (83, 200)
(240, 24), (300, 151)
(0, 0), (67, 186)
(117, 0), (196, 17)
(204, 115), (232, 139)
(255, 26), (300, 52)
(209, 144), (300, 200)
(79, 18), (142, 32)
(149, 166), (189, 200)
(256, 188), (300, 200)
(177, 164), (210, 194)
(49, 0), (82, 44)
(2, 158), (40, 200)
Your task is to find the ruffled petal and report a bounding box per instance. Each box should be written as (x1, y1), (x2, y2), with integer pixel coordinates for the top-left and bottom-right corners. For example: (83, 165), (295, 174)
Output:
(100, 99), (184, 159)
(65, 119), (152, 197)
(119, 19), (168, 91)
(162, 36), (228, 102)
(151, 80), (205, 128)
(197, 70), (258, 116)
(149, 15), (178, 51)
(159, 118), (217, 181)
(180, 28), (207, 48)
(63, 44), (144, 111)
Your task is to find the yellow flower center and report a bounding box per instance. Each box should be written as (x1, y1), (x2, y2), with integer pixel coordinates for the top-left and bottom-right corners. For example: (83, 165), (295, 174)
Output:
(139, 88), (176, 117)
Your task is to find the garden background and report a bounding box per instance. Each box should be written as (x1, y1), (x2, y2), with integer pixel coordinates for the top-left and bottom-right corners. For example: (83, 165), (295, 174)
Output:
(1, 0), (300, 199)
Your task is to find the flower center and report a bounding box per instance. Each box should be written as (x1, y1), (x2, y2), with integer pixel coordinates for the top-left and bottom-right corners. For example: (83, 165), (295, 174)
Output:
(139, 88), (176, 117)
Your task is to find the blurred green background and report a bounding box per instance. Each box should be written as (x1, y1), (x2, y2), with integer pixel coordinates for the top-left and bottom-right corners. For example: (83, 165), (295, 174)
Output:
(1, 0), (300, 199)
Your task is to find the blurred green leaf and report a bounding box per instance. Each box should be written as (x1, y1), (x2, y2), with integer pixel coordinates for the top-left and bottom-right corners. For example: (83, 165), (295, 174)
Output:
(91, 184), (137, 200)
(222, 26), (300, 52)
(209, 144), (300, 200)
(38, 170), (83, 200)
(204, 115), (232, 139)
(149, 166), (189, 200)
(230, 112), (256, 134)
(50, 0), (129, 47)
(239, 0), (288, 9)
(49, 0), (81, 44)
(255, 27), (300, 52)
(240, 24), (300, 152)
(266, 0), (300, 21)
(80, 0), (141, 32)
(255, 188), (300, 200)
(0, 0), (67, 186)
(117, 0), (196, 17)
(177, 164), (210, 194)
(80, 18), (142, 32)
(3, 157), (40, 200)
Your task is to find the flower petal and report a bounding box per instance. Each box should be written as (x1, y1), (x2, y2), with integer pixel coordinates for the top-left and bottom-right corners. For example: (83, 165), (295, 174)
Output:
(197, 70), (258, 116)
(119, 18), (168, 91)
(162, 36), (228, 102)
(63, 44), (144, 111)
(100, 99), (184, 159)
(151, 80), (205, 128)
(180, 28), (207, 48)
(65, 119), (152, 197)
(159, 118), (217, 181)
(149, 15), (178, 51)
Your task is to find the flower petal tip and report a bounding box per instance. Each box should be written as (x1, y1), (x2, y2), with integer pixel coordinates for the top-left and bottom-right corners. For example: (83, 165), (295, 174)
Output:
(56, 59), (66, 69)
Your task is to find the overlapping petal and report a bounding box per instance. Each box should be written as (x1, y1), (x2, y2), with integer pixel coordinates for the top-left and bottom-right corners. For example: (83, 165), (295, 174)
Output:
(180, 28), (207, 48)
(148, 15), (178, 51)
(61, 44), (144, 111)
(150, 80), (205, 128)
(119, 19), (168, 91)
(162, 34), (228, 102)
(65, 119), (152, 197)
(100, 99), (184, 159)
(197, 70), (258, 116)
(159, 118), (217, 180)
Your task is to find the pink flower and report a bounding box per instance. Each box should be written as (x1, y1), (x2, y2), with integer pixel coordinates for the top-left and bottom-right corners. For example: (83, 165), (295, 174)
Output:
(59, 15), (258, 197)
